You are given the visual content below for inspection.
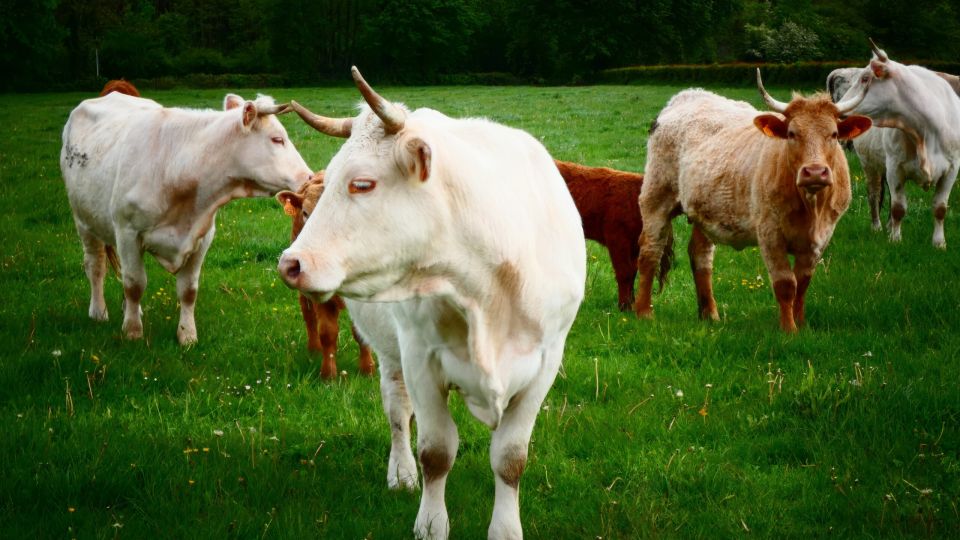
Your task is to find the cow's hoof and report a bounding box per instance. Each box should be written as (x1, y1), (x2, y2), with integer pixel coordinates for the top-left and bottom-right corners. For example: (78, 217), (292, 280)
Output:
(635, 308), (654, 320)
(177, 326), (198, 346)
(414, 512), (450, 540)
(933, 239), (947, 250)
(89, 307), (109, 322)
(387, 462), (419, 491)
(871, 222), (882, 232)
(123, 322), (143, 340)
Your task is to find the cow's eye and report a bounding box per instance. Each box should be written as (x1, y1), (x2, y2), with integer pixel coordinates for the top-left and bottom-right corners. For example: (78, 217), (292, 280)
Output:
(831, 131), (839, 139)
(349, 178), (377, 194)
(271, 136), (284, 145)
(787, 131), (796, 139)
(301, 210), (309, 220)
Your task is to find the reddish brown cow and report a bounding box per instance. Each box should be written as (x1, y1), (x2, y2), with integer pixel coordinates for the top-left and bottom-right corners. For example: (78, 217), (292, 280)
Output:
(554, 160), (672, 311)
(277, 174), (375, 379)
(99, 79), (141, 97)
(635, 71), (872, 331)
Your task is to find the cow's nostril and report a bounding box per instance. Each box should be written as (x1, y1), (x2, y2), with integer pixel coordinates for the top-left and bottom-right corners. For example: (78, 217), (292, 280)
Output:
(286, 259), (301, 279)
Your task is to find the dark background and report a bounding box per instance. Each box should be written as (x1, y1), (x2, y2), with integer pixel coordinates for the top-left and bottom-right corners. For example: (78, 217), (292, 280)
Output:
(3, 0), (959, 90)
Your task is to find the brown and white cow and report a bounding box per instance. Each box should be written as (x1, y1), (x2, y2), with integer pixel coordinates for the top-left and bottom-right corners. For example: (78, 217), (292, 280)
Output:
(61, 92), (311, 344)
(276, 174), (375, 379)
(279, 67), (585, 539)
(99, 79), (140, 97)
(553, 159), (672, 311)
(635, 71), (872, 331)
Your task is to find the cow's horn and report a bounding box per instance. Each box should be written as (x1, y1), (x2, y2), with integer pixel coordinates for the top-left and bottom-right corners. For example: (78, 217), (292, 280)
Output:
(869, 37), (888, 63)
(290, 101), (353, 138)
(756, 69), (789, 114)
(352, 66), (405, 134)
(257, 103), (292, 116)
(834, 79), (869, 115)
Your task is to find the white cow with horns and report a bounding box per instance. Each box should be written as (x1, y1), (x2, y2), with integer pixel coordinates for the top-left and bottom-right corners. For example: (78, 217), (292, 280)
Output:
(278, 67), (586, 539)
(61, 92), (311, 344)
(836, 39), (960, 249)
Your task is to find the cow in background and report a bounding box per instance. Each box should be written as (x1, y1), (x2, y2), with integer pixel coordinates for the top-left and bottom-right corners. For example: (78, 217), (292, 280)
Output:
(636, 71), (871, 331)
(554, 159), (672, 311)
(280, 67), (585, 539)
(276, 174), (375, 379)
(831, 45), (960, 247)
(99, 79), (140, 97)
(61, 91), (311, 344)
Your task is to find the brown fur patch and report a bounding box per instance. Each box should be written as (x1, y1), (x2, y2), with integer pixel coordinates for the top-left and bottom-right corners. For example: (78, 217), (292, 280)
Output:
(165, 179), (200, 233)
(496, 446), (527, 489)
(125, 283), (144, 304)
(934, 205), (947, 220)
(419, 447), (452, 484)
(892, 203), (906, 221)
(181, 288), (197, 306)
(99, 80), (140, 97)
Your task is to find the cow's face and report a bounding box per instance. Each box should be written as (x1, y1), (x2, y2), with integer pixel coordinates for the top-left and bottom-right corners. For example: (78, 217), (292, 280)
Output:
(754, 95), (871, 195)
(277, 173), (325, 237)
(280, 106), (442, 302)
(224, 94), (312, 194)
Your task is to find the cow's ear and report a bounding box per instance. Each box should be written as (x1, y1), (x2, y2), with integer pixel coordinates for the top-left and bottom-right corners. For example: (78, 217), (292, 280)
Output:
(400, 136), (432, 182)
(241, 101), (258, 131)
(871, 59), (889, 79)
(224, 94), (244, 111)
(754, 114), (788, 139)
(276, 191), (303, 217)
(838, 115), (872, 140)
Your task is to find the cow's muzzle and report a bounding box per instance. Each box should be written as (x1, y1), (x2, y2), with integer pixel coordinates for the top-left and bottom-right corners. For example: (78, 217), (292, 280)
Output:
(797, 165), (832, 194)
(277, 250), (340, 303)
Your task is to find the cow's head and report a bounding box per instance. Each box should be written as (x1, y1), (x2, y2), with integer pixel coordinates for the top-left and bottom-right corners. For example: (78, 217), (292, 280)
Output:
(223, 93), (312, 194)
(278, 68), (443, 302)
(276, 172), (326, 238)
(753, 69), (872, 195)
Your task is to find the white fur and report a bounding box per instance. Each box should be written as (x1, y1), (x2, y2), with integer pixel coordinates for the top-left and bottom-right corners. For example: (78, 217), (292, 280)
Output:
(282, 104), (586, 539)
(61, 92), (311, 344)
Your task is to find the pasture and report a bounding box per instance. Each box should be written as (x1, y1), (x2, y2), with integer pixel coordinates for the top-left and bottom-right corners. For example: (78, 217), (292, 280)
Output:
(1, 84), (958, 538)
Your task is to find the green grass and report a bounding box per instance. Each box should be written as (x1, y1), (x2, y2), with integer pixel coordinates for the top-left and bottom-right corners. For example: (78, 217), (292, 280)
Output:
(1, 84), (959, 538)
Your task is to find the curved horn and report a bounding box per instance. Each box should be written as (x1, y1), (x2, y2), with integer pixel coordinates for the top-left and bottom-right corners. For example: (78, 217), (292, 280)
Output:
(834, 78), (869, 115)
(257, 103), (292, 116)
(869, 37), (888, 62)
(756, 69), (789, 114)
(351, 66), (405, 134)
(290, 101), (353, 138)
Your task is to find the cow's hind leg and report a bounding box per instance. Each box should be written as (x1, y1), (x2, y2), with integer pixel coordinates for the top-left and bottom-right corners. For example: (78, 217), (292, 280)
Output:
(887, 168), (907, 243)
(78, 227), (109, 321)
(352, 324), (376, 375)
(116, 229), (147, 340)
(931, 167), (958, 249)
(635, 194), (678, 318)
(688, 226), (719, 321)
(488, 342), (564, 540)
(606, 235), (638, 312)
(317, 299), (341, 379)
(379, 353), (417, 490)
(865, 167), (885, 232)
(174, 227), (214, 345)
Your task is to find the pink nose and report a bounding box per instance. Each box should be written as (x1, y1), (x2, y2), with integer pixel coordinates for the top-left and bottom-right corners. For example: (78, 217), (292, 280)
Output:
(801, 166), (829, 179)
(278, 254), (302, 288)
(798, 165), (832, 193)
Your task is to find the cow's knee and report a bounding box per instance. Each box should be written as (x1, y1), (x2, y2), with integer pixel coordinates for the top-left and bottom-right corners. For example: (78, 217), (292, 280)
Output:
(419, 446), (453, 485)
(494, 444), (527, 489)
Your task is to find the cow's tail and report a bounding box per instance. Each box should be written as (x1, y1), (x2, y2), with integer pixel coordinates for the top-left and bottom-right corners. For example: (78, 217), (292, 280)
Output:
(656, 224), (675, 293)
(104, 245), (121, 278)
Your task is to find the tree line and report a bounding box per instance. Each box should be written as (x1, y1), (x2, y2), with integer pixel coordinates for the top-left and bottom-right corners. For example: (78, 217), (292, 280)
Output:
(3, 0), (959, 90)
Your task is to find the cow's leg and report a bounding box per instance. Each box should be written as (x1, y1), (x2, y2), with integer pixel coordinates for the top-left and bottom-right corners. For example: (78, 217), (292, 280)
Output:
(116, 230), (147, 340)
(379, 353), (417, 491)
(300, 295), (324, 354)
(792, 252), (816, 328)
(352, 324), (376, 376)
(174, 226), (214, 345)
(488, 343), (564, 540)
(77, 227), (109, 321)
(865, 167), (885, 231)
(635, 196), (676, 318)
(759, 235), (796, 332)
(606, 236), (637, 312)
(688, 226), (719, 321)
(931, 167), (958, 249)
(887, 168), (907, 243)
(317, 299), (341, 379)
(404, 356), (457, 539)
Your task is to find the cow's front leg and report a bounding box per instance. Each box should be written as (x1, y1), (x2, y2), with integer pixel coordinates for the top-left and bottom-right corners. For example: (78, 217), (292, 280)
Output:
(352, 324), (376, 376)
(403, 357), (457, 539)
(886, 167), (907, 243)
(688, 226), (719, 321)
(759, 235), (796, 332)
(174, 226), (214, 345)
(379, 352), (417, 491)
(77, 225), (109, 321)
(931, 167), (958, 249)
(488, 343), (564, 540)
(116, 230), (147, 340)
(792, 252), (816, 328)
(865, 167), (885, 232)
(300, 295), (324, 354)
(317, 299), (341, 379)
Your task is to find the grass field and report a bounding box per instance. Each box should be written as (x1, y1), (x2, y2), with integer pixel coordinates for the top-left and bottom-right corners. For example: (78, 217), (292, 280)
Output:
(1, 83), (958, 539)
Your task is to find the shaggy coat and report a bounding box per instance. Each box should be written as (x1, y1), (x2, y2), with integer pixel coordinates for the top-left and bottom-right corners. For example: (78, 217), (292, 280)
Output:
(554, 159), (672, 311)
(276, 175), (374, 379)
(636, 88), (870, 331)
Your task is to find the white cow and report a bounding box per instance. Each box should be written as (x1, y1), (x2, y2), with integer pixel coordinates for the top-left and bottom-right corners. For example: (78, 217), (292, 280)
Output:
(278, 68), (586, 539)
(61, 92), (311, 344)
(837, 40), (960, 248)
(828, 66), (960, 233)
